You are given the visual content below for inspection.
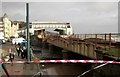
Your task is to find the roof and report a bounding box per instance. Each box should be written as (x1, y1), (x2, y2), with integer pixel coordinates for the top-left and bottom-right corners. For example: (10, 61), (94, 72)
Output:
(11, 21), (18, 25)
(3, 13), (8, 18)
(31, 21), (70, 24)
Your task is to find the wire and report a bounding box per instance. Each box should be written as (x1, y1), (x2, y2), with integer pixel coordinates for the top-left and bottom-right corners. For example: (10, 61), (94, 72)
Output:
(77, 63), (108, 77)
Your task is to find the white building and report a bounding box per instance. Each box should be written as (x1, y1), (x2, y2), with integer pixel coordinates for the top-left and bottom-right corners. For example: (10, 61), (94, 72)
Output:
(11, 21), (19, 38)
(0, 21), (4, 38)
(30, 21), (73, 35)
(2, 14), (12, 39)
(17, 21), (73, 39)
(0, 14), (19, 40)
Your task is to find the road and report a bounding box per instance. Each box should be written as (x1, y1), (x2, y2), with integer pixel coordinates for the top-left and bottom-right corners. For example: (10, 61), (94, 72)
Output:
(1, 42), (15, 50)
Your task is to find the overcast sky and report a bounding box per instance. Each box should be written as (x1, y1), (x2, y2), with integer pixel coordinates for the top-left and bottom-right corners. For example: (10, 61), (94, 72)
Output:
(1, 2), (118, 34)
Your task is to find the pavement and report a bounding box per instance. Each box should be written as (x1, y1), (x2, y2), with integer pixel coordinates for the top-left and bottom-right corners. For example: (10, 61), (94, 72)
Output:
(1, 43), (61, 76)
(1, 44), (41, 76)
(1, 45), (62, 76)
(2, 52), (43, 76)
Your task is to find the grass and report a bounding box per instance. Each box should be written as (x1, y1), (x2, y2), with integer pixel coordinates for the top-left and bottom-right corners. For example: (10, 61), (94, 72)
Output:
(99, 48), (120, 57)
(106, 48), (120, 57)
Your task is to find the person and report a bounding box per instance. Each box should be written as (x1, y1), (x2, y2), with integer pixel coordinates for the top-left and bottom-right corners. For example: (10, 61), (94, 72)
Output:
(21, 48), (24, 59)
(9, 51), (14, 62)
(21, 46), (27, 59)
(9, 51), (15, 66)
(30, 47), (34, 57)
(16, 43), (21, 56)
(23, 46), (27, 59)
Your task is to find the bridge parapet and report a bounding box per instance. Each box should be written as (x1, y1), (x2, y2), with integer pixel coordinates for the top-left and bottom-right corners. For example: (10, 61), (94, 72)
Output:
(70, 33), (120, 43)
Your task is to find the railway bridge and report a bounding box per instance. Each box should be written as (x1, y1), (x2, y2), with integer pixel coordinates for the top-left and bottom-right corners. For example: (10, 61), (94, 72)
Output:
(39, 33), (120, 60)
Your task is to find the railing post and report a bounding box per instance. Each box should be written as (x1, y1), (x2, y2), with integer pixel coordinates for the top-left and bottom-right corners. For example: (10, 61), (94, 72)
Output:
(109, 33), (111, 49)
(95, 34), (97, 47)
(105, 34), (106, 50)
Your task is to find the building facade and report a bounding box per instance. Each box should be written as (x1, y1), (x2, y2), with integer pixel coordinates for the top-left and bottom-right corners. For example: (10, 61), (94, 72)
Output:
(0, 14), (19, 40)
(11, 22), (19, 37)
(2, 14), (12, 39)
(0, 20), (4, 38)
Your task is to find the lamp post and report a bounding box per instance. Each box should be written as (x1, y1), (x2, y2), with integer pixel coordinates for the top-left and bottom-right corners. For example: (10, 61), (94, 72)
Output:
(26, 3), (30, 61)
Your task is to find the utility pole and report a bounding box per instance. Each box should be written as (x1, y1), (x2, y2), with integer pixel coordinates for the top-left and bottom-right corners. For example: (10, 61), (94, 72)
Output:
(26, 3), (31, 62)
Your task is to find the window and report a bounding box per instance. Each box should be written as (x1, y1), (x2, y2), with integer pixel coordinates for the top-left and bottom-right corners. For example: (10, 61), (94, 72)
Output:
(67, 25), (71, 28)
(29, 23), (32, 28)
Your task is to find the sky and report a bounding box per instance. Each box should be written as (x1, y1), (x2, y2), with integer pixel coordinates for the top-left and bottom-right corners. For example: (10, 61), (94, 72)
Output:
(1, 2), (119, 34)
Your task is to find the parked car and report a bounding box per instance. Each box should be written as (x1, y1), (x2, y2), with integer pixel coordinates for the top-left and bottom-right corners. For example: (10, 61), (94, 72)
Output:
(0, 36), (6, 44)
(12, 37), (25, 45)
(2, 39), (6, 44)
(0, 39), (6, 44)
